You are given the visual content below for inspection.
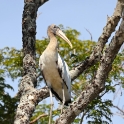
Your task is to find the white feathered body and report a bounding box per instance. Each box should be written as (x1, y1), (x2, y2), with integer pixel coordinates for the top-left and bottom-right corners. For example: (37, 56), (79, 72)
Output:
(39, 49), (71, 105)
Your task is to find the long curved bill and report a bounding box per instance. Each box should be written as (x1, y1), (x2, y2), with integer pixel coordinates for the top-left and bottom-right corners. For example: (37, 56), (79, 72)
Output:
(56, 30), (73, 49)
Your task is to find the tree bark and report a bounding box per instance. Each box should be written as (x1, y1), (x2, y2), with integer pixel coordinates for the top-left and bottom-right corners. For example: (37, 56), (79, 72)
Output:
(14, 0), (48, 123)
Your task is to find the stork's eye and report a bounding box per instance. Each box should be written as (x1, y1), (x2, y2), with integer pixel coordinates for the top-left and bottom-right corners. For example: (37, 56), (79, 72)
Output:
(54, 25), (57, 28)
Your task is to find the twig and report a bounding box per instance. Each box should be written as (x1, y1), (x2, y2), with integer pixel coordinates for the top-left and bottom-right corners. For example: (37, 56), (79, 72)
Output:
(113, 83), (120, 87)
(113, 105), (124, 115)
(36, 12), (42, 19)
(84, 27), (93, 41)
(98, 90), (108, 98)
(99, 83), (120, 98)
(30, 114), (48, 124)
(113, 85), (122, 100)
(80, 110), (88, 124)
(114, 113), (124, 118)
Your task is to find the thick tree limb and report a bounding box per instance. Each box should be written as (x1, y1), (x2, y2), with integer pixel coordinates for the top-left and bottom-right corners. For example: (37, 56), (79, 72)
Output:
(14, 86), (49, 123)
(55, 13), (124, 124)
(14, 0), (48, 123)
(70, 0), (124, 81)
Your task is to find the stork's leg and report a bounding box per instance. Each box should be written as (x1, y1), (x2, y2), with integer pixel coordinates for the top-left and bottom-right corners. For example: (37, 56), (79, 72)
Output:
(61, 83), (65, 114)
(48, 88), (54, 124)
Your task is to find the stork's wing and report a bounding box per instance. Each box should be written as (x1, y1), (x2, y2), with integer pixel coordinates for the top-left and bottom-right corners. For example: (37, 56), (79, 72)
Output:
(57, 53), (71, 95)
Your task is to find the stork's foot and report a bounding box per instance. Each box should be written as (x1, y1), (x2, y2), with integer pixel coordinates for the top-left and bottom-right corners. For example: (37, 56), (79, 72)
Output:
(57, 103), (67, 114)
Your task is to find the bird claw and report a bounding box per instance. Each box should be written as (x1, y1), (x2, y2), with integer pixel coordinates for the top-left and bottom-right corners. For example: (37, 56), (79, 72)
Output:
(57, 104), (67, 114)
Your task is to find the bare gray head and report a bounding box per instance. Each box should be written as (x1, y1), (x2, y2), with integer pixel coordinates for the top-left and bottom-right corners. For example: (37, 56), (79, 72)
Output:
(47, 24), (60, 37)
(47, 24), (73, 48)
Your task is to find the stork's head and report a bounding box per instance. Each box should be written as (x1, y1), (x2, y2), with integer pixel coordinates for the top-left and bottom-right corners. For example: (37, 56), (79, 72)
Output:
(47, 24), (73, 49)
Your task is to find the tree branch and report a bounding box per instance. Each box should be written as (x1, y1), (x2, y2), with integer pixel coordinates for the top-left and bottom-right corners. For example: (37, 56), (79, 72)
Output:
(55, 10), (124, 124)
(84, 27), (93, 41)
(98, 83), (120, 98)
(70, 0), (124, 81)
(113, 105), (124, 115)
(114, 113), (124, 118)
(30, 113), (48, 124)
(14, 0), (48, 123)
(80, 110), (88, 124)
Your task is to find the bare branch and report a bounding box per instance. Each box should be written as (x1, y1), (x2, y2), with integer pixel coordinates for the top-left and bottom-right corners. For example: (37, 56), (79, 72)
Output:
(113, 105), (124, 115)
(80, 110), (88, 124)
(70, 0), (124, 81)
(84, 27), (93, 41)
(30, 114), (48, 124)
(114, 113), (124, 118)
(99, 83), (120, 98)
(113, 85), (122, 100)
(36, 12), (42, 19)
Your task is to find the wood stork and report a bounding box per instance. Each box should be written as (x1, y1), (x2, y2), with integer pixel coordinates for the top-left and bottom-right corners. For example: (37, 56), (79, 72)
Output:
(39, 24), (72, 123)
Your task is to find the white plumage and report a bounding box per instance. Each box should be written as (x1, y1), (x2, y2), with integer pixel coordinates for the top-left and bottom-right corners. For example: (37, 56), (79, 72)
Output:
(39, 51), (71, 105)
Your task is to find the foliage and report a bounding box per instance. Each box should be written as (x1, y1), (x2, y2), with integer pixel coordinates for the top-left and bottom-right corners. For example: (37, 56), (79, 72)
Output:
(0, 47), (23, 80)
(0, 50), (18, 124)
(0, 25), (124, 123)
(86, 99), (113, 124)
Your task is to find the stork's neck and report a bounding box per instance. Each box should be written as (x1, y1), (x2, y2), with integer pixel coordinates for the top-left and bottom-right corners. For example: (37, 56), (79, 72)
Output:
(47, 35), (58, 51)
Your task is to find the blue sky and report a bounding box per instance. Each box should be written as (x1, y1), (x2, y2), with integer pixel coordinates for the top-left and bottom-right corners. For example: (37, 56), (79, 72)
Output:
(0, 0), (124, 123)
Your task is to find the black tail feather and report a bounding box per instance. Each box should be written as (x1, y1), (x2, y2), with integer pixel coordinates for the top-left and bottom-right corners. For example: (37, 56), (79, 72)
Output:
(51, 88), (71, 106)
